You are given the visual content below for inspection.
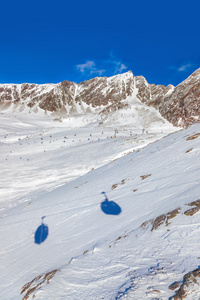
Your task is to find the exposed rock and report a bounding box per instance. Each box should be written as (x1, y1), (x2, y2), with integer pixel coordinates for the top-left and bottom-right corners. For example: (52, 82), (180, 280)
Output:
(169, 267), (200, 299)
(140, 208), (180, 231)
(168, 281), (182, 291)
(162, 68), (200, 127)
(111, 183), (118, 190)
(141, 199), (200, 233)
(186, 132), (200, 141)
(111, 179), (127, 190)
(185, 148), (193, 153)
(151, 208), (181, 231)
(184, 206), (200, 216)
(188, 199), (200, 207)
(140, 174), (151, 180)
(0, 68), (200, 127)
(20, 269), (59, 300)
(183, 199), (200, 216)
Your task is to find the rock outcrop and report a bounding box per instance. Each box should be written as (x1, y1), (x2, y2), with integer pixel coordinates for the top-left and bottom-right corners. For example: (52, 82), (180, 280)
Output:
(151, 68), (200, 127)
(0, 68), (200, 127)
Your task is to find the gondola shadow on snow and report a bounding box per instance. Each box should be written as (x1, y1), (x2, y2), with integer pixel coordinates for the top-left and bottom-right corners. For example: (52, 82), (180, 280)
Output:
(101, 192), (122, 215)
(34, 216), (49, 245)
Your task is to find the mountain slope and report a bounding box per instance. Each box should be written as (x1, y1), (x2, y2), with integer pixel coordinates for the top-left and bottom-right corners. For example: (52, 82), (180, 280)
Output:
(0, 112), (175, 208)
(0, 69), (200, 127)
(148, 68), (200, 127)
(0, 69), (200, 299)
(0, 115), (200, 299)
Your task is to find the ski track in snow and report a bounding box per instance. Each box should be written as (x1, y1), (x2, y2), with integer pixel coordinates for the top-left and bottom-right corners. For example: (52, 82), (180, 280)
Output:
(0, 112), (200, 299)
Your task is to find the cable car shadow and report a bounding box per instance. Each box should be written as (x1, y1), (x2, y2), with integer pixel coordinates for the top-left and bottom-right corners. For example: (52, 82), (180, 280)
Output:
(101, 192), (122, 215)
(34, 216), (49, 245)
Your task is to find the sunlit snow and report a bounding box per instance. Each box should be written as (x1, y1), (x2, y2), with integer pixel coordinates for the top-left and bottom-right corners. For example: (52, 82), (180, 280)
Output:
(0, 110), (200, 299)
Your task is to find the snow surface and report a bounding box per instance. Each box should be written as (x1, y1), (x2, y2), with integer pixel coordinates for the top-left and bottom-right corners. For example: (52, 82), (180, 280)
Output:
(0, 111), (200, 299)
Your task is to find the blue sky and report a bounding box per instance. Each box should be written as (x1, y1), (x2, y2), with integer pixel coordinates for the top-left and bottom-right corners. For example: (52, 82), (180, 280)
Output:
(0, 0), (199, 86)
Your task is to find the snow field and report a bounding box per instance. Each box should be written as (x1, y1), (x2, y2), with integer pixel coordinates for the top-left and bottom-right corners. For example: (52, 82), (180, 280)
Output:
(0, 112), (200, 299)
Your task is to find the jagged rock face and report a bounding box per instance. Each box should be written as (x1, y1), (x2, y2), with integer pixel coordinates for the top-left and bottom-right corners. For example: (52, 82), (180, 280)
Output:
(160, 69), (200, 126)
(0, 69), (199, 127)
(76, 71), (134, 107)
(0, 71), (135, 117)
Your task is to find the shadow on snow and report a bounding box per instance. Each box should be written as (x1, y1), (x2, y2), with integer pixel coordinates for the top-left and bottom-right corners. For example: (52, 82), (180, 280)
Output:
(34, 216), (49, 245)
(101, 192), (122, 215)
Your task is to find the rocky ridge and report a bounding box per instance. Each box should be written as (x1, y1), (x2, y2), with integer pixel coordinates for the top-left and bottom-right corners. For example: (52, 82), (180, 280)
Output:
(0, 68), (200, 127)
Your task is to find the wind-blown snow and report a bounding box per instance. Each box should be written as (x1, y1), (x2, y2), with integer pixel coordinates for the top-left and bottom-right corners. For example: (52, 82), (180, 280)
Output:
(0, 111), (200, 299)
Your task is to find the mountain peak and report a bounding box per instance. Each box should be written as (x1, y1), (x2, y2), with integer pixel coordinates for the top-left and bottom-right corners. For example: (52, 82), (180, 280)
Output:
(0, 69), (200, 127)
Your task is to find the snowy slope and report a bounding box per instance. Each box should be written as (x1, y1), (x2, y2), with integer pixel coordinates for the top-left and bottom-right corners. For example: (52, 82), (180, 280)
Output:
(0, 112), (200, 299)
(0, 109), (174, 207)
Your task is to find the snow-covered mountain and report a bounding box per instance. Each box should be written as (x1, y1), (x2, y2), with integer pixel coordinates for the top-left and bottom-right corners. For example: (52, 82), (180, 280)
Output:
(0, 69), (200, 299)
(0, 68), (200, 127)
